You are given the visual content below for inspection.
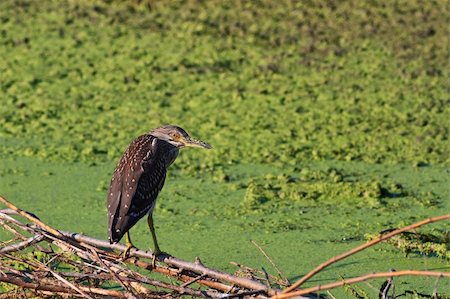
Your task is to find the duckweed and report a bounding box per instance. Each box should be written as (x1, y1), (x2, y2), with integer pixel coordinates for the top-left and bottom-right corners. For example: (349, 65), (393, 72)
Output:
(1, 1), (448, 297)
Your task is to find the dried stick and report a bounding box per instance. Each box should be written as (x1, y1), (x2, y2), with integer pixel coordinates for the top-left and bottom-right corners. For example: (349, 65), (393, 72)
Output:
(230, 262), (289, 289)
(0, 235), (44, 254)
(180, 274), (207, 287)
(128, 257), (234, 292)
(0, 196), (277, 297)
(0, 209), (40, 235)
(282, 214), (450, 293)
(119, 268), (212, 297)
(90, 248), (138, 297)
(271, 270), (450, 299)
(0, 196), (63, 238)
(0, 200), (272, 295)
(60, 230), (274, 294)
(0, 274), (127, 298)
(0, 220), (27, 241)
(45, 267), (94, 299)
(251, 240), (290, 286)
(220, 289), (266, 298)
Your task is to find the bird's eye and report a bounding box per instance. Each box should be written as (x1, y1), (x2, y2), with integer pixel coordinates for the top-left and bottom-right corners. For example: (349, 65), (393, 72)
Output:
(170, 133), (179, 140)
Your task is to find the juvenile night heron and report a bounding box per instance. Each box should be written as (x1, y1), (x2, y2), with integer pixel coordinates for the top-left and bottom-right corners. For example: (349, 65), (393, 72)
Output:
(107, 125), (211, 259)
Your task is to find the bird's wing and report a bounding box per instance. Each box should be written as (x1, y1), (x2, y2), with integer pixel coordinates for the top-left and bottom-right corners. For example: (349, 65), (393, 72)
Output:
(107, 134), (167, 243)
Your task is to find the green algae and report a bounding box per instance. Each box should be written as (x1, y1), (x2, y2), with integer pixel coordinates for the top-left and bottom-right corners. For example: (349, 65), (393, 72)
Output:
(0, 0), (448, 168)
(366, 230), (450, 260)
(1, 157), (449, 297)
(0, 0), (449, 297)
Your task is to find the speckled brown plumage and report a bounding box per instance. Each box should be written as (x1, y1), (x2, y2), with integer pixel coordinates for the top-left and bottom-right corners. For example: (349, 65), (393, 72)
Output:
(107, 133), (179, 243)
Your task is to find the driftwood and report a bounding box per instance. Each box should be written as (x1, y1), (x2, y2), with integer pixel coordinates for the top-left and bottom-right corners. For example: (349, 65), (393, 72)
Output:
(0, 195), (449, 298)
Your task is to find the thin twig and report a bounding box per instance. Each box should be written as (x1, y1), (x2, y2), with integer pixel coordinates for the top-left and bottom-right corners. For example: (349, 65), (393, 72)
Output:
(0, 195), (277, 298)
(0, 235), (44, 254)
(0, 196), (64, 238)
(231, 262), (289, 288)
(261, 267), (271, 288)
(432, 275), (442, 299)
(123, 270), (212, 298)
(0, 220), (28, 241)
(281, 214), (450, 293)
(46, 267), (94, 299)
(272, 270), (450, 299)
(379, 269), (395, 299)
(251, 240), (290, 286)
(180, 273), (207, 287)
(219, 289), (266, 298)
(90, 249), (138, 298)
(0, 274), (127, 298)
(0, 210), (39, 235)
(62, 230), (274, 294)
(129, 257), (233, 292)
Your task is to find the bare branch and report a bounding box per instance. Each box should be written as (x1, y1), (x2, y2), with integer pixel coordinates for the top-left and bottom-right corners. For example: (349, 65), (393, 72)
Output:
(251, 240), (290, 286)
(0, 195), (280, 298)
(2, 195), (447, 299)
(0, 274), (127, 298)
(282, 214), (450, 293)
(271, 270), (450, 299)
(60, 230), (274, 294)
(0, 196), (64, 238)
(0, 235), (44, 254)
(46, 267), (94, 299)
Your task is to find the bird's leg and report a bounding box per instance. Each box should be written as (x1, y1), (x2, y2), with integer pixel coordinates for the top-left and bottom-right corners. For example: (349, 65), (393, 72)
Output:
(121, 231), (135, 259)
(147, 213), (161, 267)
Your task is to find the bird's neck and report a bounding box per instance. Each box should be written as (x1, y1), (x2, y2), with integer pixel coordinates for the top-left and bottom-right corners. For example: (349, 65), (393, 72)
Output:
(156, 139), (179, 168)
(165, 147), (179, 167)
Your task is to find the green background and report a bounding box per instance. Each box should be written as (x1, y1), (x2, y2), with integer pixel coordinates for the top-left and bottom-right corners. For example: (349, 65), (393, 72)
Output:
(1, 0), (448, 297)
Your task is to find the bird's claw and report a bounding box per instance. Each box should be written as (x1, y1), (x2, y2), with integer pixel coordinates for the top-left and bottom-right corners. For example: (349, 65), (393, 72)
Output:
(120, 244), (135, 261)
(151, 248), (170, 268)
(151, 255), (157, 268)
(151, 248), (161, 268)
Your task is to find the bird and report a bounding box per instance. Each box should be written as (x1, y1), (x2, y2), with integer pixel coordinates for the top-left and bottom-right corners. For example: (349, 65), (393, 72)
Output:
(107, 125), (211, 260)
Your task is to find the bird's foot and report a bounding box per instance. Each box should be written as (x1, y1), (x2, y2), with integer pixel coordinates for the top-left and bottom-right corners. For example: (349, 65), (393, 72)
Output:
(120, 244), (135, 260)
(151, 247), (170, 268)
(151, 248), (160, 268)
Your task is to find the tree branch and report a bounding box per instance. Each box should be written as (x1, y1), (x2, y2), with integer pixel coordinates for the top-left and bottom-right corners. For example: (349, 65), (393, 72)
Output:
(2, 195), (447, 299)
(0, 235), (44, 254)
(272, 270), (450, 299)
(281, 214), (450, 293)
(0, 274), (127, 298)
(0, 195), (282, 298)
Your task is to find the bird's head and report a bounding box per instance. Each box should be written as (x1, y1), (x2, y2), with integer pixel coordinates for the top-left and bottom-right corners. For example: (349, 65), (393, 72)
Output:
(150, 125), (212, 149)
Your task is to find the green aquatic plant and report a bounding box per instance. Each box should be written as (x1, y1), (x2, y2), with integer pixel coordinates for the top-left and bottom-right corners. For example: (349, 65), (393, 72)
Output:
(0, 0), (448, 171)
(0, 1), (448, 297)
(366, 230), (450, 260)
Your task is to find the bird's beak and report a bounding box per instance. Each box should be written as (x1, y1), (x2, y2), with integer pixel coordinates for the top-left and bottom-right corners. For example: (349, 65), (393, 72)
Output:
(183, 137), (212, 149)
